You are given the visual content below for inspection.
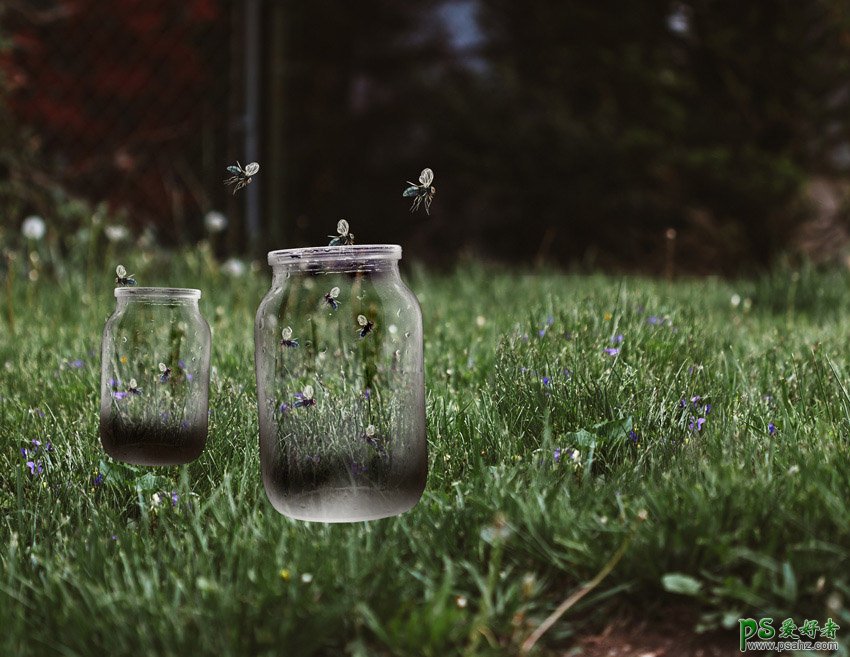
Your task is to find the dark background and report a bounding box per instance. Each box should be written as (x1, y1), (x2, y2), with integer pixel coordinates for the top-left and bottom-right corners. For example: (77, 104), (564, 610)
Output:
(1, 0), (849, 273)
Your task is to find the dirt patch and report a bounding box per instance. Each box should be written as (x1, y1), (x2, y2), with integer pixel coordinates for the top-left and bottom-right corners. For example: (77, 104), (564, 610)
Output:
(568, 607), (762, 657)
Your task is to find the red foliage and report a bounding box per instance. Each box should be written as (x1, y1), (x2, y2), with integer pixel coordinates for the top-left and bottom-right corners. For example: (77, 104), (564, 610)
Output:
(2, 0), (224, 227)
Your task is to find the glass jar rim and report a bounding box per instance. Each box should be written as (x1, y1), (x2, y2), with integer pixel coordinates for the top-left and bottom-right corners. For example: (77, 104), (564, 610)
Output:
(267, 244), (401, 265)
(114, 287), (201, 300)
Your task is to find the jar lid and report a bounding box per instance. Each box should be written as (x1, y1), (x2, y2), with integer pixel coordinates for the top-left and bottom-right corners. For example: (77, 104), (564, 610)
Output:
(268, 244), (402, 266)
(115, 287), (201, 300)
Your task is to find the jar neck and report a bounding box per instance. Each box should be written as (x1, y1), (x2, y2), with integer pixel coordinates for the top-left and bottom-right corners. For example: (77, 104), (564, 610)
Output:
(115, 297), (200, 310)
(272, 259), (400, 280)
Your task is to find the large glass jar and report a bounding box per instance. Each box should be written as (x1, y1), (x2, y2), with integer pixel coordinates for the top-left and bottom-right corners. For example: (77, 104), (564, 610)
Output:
(100, 287), (212, 466)
(254, 245), (426, 522)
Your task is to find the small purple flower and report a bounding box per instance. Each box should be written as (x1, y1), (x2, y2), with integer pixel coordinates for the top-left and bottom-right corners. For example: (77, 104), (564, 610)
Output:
(521, 334), (529, 342)
(563, 368), (572, 379)
(768, 422), (776, 435)
(111, 535), (118, 541)
(647, 316), (663, 325)
(180, 420), (190, 431)
(520, 367), (528, 374)
(538, 328), (547, 338)
(26, 461), (43, 476)
(33, 408), (45, 418)
(688, 417), (706, 432)
(546, 315), (555, 326)
(178, 359), (186, 370)
(171, 491), (179, 507)
(363, 388), (372, 400)
(611, 334), (624, 344)
(113, 391), (129, 400)
(704, 404), (712, 415)
(278, 402), (290, 414)
(349, 461), (368, 477)
(20, 447), (28, 458)
(69, 359), (85, 369)
(690, 395), (701, 407)
(553, 448), (562, 463)
(541, 376), (551, 386)
(604, 347), (620, 356)
(628, 430), (640, 444)
(93, 473), (105, 487)
(31, 439), (41, 449)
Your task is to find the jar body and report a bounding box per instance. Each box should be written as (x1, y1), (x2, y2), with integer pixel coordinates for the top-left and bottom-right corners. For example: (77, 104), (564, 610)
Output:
(100, 288), (212, 465)
(254, 246), (426, 522)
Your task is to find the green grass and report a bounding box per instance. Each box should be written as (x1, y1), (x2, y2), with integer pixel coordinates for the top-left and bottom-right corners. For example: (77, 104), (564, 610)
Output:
(2, 252), (850, 656)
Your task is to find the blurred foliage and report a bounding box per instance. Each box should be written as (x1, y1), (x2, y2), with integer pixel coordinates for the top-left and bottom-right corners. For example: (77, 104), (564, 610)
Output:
(2, 1), (850, 272)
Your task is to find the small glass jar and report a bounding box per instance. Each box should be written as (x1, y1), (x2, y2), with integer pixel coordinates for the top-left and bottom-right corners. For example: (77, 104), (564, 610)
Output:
(100, 287), (212, 465)
(254, 245), (426, 522)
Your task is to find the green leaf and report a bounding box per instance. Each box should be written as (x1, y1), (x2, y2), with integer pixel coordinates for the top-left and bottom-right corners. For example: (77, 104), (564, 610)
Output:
(662, 573), (703, 596)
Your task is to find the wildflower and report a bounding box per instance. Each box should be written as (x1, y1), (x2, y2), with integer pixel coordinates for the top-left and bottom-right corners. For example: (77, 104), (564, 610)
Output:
(647, 316), (664, 325)
(26, 461), (43, 476)
(301, 573), (313, 584)
(221, 258), (246, 277)
(279, 568), (291, 582)
(546, 315), (555, 326)
(104, 225), (130, 242)
(204, 210), (228, 233)
(363, 388), (372, 400)
(563, 368), (572, 379)
(628, 430), (640, 443)
(171, 491), (179, 507)
(603, 312), (612, 321)
(704, 404), (712, 415)
(731, 294), (741, 308)
(455, 596), (468, 609)
(688, 417), (706, 432)
(690, 395), (701, 407)
(475, 315), (486, 327)
(537, 328), (546, 338)
(604, 347), (620, 356)
(93, 472), (105, 487)
(278, 402), (290, 414)
(349, 461), (368, 477)
(22, 215), (46, 240)
(541, 376), (551, 386)
(768, 422), (776, 435)
(611, 334), (624, 344)
(788, 464), (800, 475)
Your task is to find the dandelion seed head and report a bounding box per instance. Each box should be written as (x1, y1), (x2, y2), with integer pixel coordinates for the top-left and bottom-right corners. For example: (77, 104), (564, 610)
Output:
(104, 225), (129, 243)
(204, 210), (228, 233)
(22, 216), (46, 240)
